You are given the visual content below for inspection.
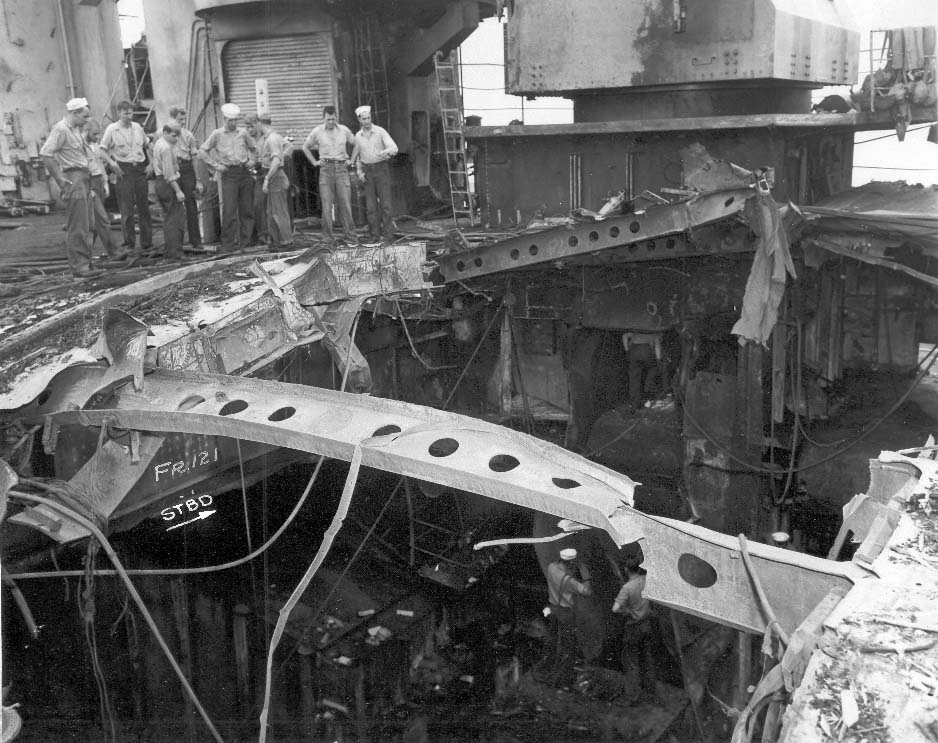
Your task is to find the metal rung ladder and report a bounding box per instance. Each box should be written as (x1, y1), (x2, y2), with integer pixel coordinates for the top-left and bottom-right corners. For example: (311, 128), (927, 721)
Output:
(434, 51), (475, 226)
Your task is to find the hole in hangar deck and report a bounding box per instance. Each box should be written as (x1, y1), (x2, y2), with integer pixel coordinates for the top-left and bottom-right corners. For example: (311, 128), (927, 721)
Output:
(373, 424), (402, 437)
(629, 221), (640, 233)
(609, 226), (620, 238)
(219, 399), (249, 416)
(36, 390), (51, 406)
(178, 395), (205, 411)
(509, 248), (520, 260)
(568, 236), (579, 247)
(529, 244), (539, 256)
(488, 454), (520, 472)
(474, 257), (483, 267)
(677, 553), (718, 588)
(724, 196), (735, 207)
(552, 477), (581, 489)
(428, 438), (459, 457)
(588, 230), (599, 242)
(456, 260), (466, 272)
(268, 406), (296, 422)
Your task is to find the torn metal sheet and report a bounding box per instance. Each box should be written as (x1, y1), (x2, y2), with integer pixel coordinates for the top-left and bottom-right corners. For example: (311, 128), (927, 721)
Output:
(432, 187), (755, 283)
(293, 243), (430, 304)
(41, 368), (636, 544)
(1, 247), (427, 411)
(8, 435), (165, 543)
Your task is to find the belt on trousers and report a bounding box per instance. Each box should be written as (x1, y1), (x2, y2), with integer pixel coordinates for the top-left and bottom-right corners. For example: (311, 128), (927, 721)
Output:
(63, 167), (90, 174)
(115, 160), (145, 167)
(321, 158), (347, 163)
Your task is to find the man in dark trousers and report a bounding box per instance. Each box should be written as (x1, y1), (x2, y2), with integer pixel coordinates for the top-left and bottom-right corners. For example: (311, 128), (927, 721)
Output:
(351, 104), (398, 243)
(151, 123), (187, 261)
(545, 547), (592, 686)
(612, 544), (658, 702)
(39, 97), (101, 278)
(198, 102), (257, 252)
(101, 100), (152, 255)
(168, 105), (204, 251)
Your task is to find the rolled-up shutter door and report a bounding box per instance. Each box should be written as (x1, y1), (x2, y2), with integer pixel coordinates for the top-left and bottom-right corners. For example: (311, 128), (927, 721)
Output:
(222, 34), (336, 141)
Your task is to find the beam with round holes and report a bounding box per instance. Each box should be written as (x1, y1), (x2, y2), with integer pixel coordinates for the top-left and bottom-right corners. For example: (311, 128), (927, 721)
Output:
(432, 187), (754, 284)
(605, 509), (860, 636)
(45, 368), (637, 544)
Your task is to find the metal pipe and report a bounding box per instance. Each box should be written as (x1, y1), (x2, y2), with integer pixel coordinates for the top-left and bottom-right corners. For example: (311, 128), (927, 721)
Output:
(56, 0), (77, 98)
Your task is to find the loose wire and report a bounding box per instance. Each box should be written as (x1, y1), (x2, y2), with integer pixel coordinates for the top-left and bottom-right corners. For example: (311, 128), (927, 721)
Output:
(6, 490), (226, 743)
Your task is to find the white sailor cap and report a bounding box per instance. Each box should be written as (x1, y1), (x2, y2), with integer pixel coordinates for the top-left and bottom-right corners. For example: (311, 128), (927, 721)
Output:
(559, 548), (577, 561)
(355, 105), (371, 117)
(66, 97), (89, 112)
(221, 102), (241, 119)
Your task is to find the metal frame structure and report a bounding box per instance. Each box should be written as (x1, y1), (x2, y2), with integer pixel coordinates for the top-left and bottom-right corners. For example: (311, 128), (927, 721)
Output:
(432, 187), (755, 283)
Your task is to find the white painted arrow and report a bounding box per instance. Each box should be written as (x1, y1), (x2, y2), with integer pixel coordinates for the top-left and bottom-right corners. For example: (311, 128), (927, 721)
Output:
(166, 510), (216, 531)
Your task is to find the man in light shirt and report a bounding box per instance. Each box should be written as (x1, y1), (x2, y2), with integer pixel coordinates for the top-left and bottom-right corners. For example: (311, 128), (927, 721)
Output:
(544, 547), (592, 686)
(303, 105), (359, 247)
(101, 100), (153, 255)
(253, 114), (293, 248)
(168, 105), (203, 251)
(39, 97), (101, 278)
(198, 102), (257, 252)
(152, 123), (188, 261)
(351, 105), (398, 243)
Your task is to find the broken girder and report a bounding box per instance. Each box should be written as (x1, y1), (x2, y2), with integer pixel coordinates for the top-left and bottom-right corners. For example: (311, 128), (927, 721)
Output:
(34, 367), (862, 636)
(433, 187), (755, 283)
(42, 367), (638, 542)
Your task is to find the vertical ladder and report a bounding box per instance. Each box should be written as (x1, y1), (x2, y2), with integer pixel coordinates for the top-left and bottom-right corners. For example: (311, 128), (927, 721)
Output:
(434, 51), (475, 226)
(353, 16), (391, 127)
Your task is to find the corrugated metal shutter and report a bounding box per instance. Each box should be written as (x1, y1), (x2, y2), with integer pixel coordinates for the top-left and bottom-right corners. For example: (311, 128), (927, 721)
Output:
(222, 34), (336, 141)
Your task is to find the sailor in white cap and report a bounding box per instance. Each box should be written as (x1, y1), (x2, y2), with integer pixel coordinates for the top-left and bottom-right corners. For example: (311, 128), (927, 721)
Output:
(39, 97), (102, 278)
(543, 546), (592, 685)
(199, 101), (258, 251)
(350, 104), (398, 243)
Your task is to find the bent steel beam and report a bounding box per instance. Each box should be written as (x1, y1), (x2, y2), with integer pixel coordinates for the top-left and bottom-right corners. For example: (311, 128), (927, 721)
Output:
(45, 368), (638, 543)
(432, 187), (754, 284)
(42, 369), (860, 636)
(606, 509), (861, 637)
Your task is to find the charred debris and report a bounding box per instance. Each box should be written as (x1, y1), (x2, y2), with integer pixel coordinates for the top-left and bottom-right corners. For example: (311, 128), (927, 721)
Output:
(2, 146), (938, 741)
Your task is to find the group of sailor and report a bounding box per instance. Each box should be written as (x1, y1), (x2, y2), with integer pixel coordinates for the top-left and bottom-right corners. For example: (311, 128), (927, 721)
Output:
(40, 96), (397, 278)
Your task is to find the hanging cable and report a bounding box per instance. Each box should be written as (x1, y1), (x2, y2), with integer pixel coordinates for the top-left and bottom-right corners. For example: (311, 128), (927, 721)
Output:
(506, 309), (534, 435)
(442, 303), (504, 410)
(6, 490), (226, 743)
(6, 457), (325, 581)
(274, 476), (406, 681)
(339, 310), (362, 392)
(258, 445), (362, 743)
(395, 300), (458, 372)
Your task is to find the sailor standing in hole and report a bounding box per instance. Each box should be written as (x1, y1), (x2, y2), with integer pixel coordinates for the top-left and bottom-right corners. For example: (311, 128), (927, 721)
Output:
(544, 547), (592, 685)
